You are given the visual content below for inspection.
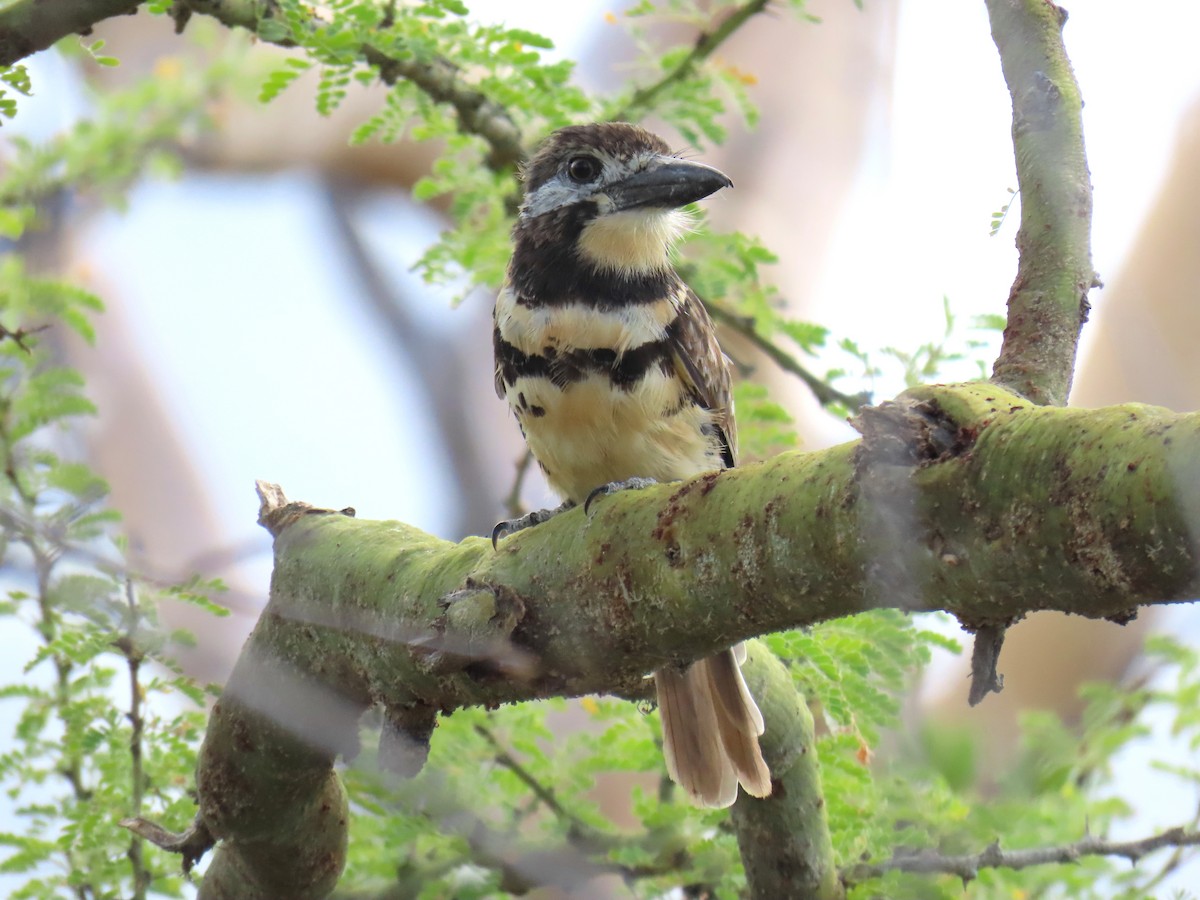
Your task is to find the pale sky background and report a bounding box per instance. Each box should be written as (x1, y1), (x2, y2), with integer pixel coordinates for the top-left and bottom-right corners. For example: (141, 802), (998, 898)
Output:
(3, 0), (1200, 894)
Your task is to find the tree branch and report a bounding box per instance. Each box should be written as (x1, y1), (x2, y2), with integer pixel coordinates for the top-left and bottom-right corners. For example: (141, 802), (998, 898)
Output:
(612, 0), (771, 122)
(502, 449), (536, 519)
(119, 580), (151, 900)
(0, 0), (138, 65)
(704, 300), (871, 410)
(472, 720), (618, 852)
(470, 719), (715, 888)
(0, 0), (526, 174)
(986, 0), (1097, 406)
(320, 177), (498, 539)
(1140, 799), (1200, 891)
(132, 383), (1200, 897)
(354, 44), (523, 174)
(732, 646), (842, 899)
(180, 0), (525, 173)
(965, 620), (1006, 706)
(842, 826), (1200, 885)
(974, 0), (1099, 723)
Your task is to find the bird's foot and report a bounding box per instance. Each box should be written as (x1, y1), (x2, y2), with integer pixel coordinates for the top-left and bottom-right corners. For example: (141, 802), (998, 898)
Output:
(583, 477), (659, 516)
(492, 501), (576, 549)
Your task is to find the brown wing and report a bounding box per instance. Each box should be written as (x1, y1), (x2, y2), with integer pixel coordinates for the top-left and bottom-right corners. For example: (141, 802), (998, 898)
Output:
(492, 320), (507, 400)
(668, 288), (738, 468)
(493, 286), (512, 400)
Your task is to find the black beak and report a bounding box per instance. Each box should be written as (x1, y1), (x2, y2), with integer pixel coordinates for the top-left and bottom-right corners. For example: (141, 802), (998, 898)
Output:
(608, 159), (732, 212)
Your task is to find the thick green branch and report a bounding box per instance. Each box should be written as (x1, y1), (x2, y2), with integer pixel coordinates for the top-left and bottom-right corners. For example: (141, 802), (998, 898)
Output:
(166, 384), (1200, 896)
(734, 645), (842, 900)
(986, 0), (1096, 405)
(0, 0), (138, 65)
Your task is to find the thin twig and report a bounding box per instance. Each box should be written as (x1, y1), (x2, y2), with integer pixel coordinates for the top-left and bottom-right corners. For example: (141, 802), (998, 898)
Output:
(321, 177), (497, 539)
(0, 323), (49, 353)
(0, 371), (97, 898)
(473, 721), (614, 849)
(31, 537), (95, 899)
(1140, 800), (1200, 892)
(119, 815), (215, 874)
(503, 450), (535, 520)
(0, 500), (237, 606)
(704, 300), (870, 410)
(0, 413), (38, 508)
(843, 827), (1200, 886)
(472, 720), (696, 884)
(119, 579), (151, 900)
(613, 0), (772, 122)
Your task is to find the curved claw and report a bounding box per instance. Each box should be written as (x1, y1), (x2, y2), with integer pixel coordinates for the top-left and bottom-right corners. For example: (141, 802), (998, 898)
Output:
(491, 520), (509, 550)
(491, 501), (577, 549)
(582, 485), (609, 517)
(583, 476), (659, 517)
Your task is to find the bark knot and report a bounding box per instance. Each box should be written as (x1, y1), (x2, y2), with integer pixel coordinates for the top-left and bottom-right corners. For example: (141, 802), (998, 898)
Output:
(852, 398), (977, 471)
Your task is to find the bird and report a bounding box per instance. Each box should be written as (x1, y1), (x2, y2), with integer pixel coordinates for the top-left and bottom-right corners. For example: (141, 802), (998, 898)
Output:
(491, 122), (771, 808)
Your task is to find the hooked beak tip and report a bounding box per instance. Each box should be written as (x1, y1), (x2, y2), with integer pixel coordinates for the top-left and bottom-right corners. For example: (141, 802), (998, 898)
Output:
(608, 159), (732, 212)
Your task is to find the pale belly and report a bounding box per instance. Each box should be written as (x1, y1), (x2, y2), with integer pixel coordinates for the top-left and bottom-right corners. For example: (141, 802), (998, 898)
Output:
(495, 287), (726, 503)
(506, 370), (722, 505)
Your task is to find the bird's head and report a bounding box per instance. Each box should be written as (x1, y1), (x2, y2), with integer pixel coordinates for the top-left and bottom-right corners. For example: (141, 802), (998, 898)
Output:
(515, 123), (732, 275)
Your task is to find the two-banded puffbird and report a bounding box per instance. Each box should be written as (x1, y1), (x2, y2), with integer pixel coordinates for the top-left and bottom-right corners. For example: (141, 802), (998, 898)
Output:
(492, 122), (770, 808)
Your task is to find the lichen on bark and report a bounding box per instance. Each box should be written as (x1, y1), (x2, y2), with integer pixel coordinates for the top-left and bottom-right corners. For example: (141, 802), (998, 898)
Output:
(169, 384), (1200, 898)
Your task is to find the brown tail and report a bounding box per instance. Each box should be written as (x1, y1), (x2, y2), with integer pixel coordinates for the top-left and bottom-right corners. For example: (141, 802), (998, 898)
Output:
(656, 645), (771, 808)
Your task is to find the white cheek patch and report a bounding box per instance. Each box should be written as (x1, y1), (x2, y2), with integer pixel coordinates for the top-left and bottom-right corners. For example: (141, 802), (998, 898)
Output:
(522, 148), (624, 217)
(577, 208), (692, 274)
(522, 181), (580, 218)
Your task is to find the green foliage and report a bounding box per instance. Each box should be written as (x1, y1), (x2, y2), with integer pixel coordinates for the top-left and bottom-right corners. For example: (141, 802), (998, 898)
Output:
(733, 382), (797, 459)
(682, 227), (853, 429)
(0, 261), (223, 897)
(0, 65), (32, 123)
(1, 0), (1197, 897)
(838, 634), (1200, 898)
(0, 42), (246, 892)
(829, 296), (1005, 395)
(341, 698), (750, 899)
(0, 36), (255, 240)
(990, 186), (1018, 236)
(605, 0), (774, 144)
(412, 138), (518, 293)
(259, 57), (312, 104)
(253, 0), (594, 294)
(77, 38), (121, 69)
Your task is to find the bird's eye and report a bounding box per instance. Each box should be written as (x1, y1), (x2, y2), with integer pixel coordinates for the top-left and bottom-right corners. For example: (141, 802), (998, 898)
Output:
(566, 155), (602, 184)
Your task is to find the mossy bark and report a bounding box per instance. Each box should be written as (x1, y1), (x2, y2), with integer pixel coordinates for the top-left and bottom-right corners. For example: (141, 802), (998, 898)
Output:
(986, 0), (1096, 405)
(193, 384), (1200, 897)
(733, 645), (842, 900)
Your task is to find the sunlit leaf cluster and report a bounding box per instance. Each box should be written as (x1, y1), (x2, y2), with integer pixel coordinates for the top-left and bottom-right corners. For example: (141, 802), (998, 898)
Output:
(0, 265), (224, 897)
